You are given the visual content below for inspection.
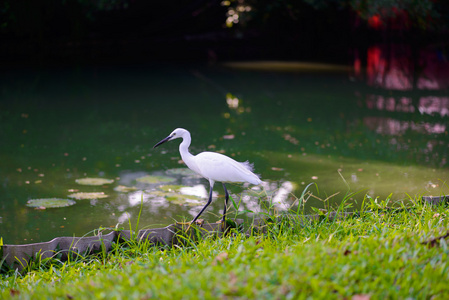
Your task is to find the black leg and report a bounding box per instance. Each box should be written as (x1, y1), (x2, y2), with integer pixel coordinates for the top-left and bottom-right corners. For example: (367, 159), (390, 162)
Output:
(222, 183), (229, 223)
(191, 183), (214, 223)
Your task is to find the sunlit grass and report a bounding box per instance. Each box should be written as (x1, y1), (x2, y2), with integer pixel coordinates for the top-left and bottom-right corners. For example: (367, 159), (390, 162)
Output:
(1, 190), (449, 299)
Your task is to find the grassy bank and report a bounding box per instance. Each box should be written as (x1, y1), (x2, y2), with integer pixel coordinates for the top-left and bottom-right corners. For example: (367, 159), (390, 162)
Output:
(1, 196), (449, 299)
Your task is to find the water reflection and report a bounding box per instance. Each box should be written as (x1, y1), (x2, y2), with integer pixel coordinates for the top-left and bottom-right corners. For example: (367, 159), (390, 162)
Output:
(359, 45), (448, 132)
(355, 43), (448, 169)
(365, 96), (415, 113)
(359, 44), (449, 90)
(179, 185), (208, 198)
(225, 93), (251, 115)
(117, 212), (131, 224)
(363, 116), (446, 135)
(127, 190), (151, 206)
(226, 93), (239, 109)
(113, 170), (298, 225)
(271, 181), (295, 211)
(239, 181), (297, 214)
(419, 97), (449, 117)
(365, 95), (449, 119)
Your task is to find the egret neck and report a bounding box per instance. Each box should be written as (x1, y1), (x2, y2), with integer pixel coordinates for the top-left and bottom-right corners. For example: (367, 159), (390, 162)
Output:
(178, 130), (202, 178)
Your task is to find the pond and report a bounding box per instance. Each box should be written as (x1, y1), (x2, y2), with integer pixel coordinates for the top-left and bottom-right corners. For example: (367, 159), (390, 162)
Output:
(1, 51), (449, 245)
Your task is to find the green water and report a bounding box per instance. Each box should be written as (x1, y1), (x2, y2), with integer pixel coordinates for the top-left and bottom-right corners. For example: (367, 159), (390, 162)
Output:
(1, 63), (448, 244)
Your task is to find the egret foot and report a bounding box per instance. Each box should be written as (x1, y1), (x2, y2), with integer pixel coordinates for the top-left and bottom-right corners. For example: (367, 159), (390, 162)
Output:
(216, 219), (226, 230)
(176, 221), (190, 225)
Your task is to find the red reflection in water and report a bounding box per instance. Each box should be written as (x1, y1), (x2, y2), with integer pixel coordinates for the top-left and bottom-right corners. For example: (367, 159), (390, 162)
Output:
(358, 44), (449, 135)
(365, 94), (449, 118)
(416, 50), (449, 90)
(363, 95), (448, 135)
(362, 44), (449, 90)
(419, 97), (449, 116)
(366, 45), (412, 90)
(355, 42), (448, 167)
(364, 117), (446, 135)
(366, 95), (415, 113)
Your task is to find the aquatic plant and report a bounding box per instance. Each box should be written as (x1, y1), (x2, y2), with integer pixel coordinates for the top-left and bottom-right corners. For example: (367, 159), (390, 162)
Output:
(166, 168), (201, 177)
(113, 185), (138, 193)
(151, 190), (204, 206)
(157, 184), (186, 192)
(136, 175), (176, 184)
(67, 192), (109, 200)
(26, 198), (76, 208)
(75, 178), (114, 186)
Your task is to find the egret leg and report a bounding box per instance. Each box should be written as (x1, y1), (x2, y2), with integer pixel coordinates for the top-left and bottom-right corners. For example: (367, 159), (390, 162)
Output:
(191, 183), (214, 224)
(221, 183), (229, 224)
(185, 184), (214, 231)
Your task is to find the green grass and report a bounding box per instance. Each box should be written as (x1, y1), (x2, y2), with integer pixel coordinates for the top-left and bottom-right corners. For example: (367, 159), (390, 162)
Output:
(1, 194), (449, 299)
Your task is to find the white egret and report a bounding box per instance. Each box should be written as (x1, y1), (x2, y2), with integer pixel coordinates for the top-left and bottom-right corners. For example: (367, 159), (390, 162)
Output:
(153, 128), (262, 226)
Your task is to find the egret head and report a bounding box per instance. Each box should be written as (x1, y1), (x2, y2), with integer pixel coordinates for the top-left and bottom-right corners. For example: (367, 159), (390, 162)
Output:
(153, 128), (189, 148)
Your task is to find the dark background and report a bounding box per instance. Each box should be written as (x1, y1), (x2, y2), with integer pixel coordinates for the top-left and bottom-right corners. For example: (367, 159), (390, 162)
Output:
(1, 0), (449, 67)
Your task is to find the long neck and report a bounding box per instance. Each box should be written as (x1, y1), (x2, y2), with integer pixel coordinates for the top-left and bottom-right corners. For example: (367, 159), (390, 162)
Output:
(179, 132), (194, 163)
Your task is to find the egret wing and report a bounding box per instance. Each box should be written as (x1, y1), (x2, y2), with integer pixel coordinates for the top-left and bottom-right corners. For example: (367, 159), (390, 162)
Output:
(195, 152), (261, 184)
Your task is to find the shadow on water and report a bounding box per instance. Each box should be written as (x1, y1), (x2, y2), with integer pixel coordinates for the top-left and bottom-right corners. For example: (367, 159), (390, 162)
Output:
(0, 44), (448, 244)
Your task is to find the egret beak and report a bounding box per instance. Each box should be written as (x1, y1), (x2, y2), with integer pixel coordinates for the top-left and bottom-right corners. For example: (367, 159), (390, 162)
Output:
(153, 135), (172, 148)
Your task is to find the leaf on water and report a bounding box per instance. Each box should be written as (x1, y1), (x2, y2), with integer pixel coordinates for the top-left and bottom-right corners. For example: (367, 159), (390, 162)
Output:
(165, 168), (200, 177)
(223, 134), (235, 140)
(75, 178), (114, 186)
(151, 190), (204, 206)
(26, 198), (76, 208)
(158, 185), (186, 192)
(136, 175), (176, 184)
(68, 192), (109, 200)
(166, 196), (204, 206)
(114, 185), (138, 193)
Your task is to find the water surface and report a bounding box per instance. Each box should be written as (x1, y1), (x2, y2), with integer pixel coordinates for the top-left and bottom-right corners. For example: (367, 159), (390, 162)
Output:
(1, 59), (448, 244)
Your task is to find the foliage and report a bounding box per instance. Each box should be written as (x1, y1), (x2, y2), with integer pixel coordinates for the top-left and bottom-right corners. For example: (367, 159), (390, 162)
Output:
(225, 0), (448, 31)
(2, 0), (448, 41)
(349, 0), (441, 29)
(75, 0), (129, 12)
(0, 0), (128, 38)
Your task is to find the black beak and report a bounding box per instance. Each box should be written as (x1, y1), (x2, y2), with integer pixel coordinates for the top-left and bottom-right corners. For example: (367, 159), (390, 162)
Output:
(153, 135), (172, 148)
